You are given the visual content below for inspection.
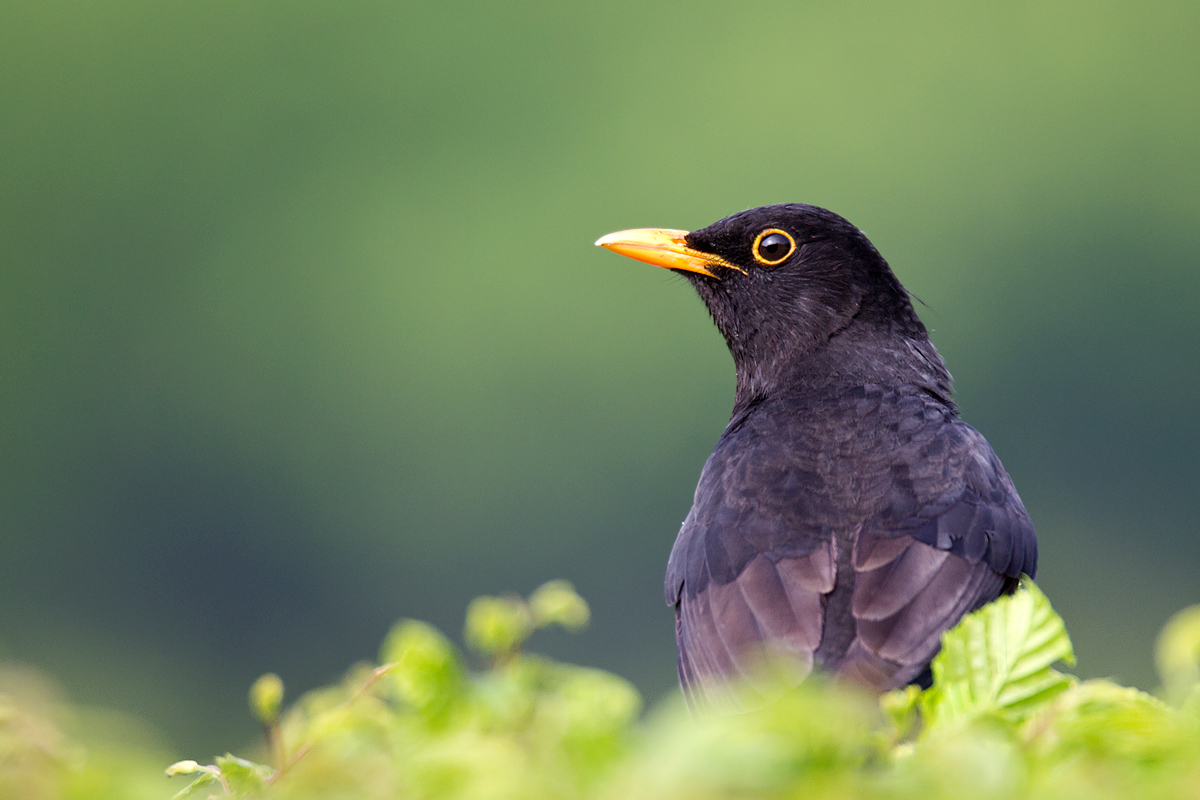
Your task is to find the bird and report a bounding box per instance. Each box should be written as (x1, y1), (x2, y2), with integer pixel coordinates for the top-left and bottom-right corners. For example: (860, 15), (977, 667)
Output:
(595, 204), (1037, 709)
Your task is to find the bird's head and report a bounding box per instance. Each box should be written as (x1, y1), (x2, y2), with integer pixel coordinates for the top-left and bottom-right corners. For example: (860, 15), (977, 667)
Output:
(597, 204), (948, 405)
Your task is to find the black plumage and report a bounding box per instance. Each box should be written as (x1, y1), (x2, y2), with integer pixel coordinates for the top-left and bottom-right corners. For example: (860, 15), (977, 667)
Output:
(597, 204), (1036, 707)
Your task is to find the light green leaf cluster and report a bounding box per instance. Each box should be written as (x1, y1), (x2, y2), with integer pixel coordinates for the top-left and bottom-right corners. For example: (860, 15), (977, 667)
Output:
(3, 582), (1200, 800)
(463, 580), (591, 666)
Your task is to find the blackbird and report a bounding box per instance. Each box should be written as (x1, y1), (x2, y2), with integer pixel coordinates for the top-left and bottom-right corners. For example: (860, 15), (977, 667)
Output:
(596, 204), (1036, 708)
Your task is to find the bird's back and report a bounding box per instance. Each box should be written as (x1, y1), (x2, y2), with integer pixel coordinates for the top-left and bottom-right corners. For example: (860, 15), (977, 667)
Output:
(666, 383), (1036, 707)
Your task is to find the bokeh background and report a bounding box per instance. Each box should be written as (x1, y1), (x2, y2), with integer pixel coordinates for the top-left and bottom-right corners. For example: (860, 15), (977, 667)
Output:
(2, 0), (1197, 756)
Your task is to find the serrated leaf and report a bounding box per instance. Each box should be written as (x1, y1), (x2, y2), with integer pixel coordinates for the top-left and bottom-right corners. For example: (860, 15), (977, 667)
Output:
(922, 581), (1075, 730)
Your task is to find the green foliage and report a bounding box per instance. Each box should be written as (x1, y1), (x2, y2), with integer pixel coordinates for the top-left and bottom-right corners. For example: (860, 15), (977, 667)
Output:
(919, 580), (1076, 730)
(463, 580), (591, 666)
(165, 756), (272, 800)
(381, 620), (462, 713)
(3, 581), (1200, 799)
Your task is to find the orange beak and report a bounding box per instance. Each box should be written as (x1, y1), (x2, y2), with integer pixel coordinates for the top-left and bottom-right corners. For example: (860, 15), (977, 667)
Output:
(594, 228), (741, 278)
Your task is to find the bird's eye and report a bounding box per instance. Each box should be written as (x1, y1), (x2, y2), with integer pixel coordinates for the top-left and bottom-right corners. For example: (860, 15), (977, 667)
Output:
(752, 229), (796, 266)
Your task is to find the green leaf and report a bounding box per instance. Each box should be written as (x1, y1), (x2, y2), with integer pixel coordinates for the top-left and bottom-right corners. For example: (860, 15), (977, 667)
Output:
(169, 772), (220, 800)
(922, 580), (1076, 730)
(1155, 604), (1200, 705)
(380, 619), (463, 711)
(166, 761), (226, 799)
(214, 753), (271, 794)
(1021, 679), (1190, 765)
(248, 673), (284, 725)
(463, 595), (533, 657)
(529, 580), (591, 632)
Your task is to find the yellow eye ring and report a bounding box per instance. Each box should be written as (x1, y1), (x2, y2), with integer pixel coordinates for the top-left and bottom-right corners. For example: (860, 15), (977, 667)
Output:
(751, 229), (796, 266)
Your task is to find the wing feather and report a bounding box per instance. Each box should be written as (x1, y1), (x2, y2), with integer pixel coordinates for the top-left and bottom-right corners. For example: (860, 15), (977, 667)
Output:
(675, 548), (834, 708)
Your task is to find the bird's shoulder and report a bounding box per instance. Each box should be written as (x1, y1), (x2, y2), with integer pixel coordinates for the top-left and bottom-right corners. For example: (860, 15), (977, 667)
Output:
(691, 383), (964, 524)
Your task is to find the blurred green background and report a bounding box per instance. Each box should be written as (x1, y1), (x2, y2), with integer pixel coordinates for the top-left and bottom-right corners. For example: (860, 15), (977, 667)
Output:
(1, 0), (1197, 757)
